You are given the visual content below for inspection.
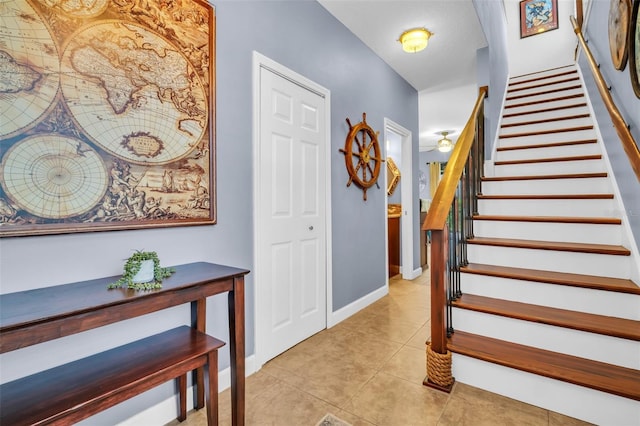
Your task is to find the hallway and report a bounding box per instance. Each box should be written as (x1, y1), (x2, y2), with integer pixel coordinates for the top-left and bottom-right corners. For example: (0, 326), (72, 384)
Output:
(176, 271), (590, 425)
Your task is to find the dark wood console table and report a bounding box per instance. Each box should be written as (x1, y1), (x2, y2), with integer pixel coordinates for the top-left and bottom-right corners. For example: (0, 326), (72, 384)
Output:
(0, 261), (249, 425)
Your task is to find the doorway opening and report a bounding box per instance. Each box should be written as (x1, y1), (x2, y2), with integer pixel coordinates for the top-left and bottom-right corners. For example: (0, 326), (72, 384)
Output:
(384, 118), (417, 281)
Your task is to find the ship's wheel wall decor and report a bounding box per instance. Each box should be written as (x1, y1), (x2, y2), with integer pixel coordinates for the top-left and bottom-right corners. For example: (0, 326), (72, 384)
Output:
(339, 113), (384, 201)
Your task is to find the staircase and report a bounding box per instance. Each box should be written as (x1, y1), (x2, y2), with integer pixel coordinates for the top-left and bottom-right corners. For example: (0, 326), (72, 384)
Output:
(447, 65), (640, 425)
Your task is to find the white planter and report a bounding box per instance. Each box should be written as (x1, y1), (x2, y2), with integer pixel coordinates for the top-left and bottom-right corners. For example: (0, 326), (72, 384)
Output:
(132, 260), (154, 283)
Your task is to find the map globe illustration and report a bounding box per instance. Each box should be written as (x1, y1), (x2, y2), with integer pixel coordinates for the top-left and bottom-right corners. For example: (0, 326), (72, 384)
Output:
(0, 0), (60, 140)
(36, 0), (109, 18)
(59, 20), (209, 165)
(0, 135), (108, 219)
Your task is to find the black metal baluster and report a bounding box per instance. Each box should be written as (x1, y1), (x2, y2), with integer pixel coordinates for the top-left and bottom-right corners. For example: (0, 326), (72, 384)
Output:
(446, 209), (455, 337)
(461, 163), (470, 267)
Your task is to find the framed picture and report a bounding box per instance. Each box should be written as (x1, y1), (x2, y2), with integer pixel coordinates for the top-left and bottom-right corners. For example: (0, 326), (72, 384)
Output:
(630, 0), (640, 97)
(386, 157), (401, 196)
(0, 0), (216, 237)
(520, 0), (559, 38)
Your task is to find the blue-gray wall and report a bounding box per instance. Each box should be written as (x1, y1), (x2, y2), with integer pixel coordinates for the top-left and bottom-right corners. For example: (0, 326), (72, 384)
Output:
(580, 1), (640, 244)
(0, 1), (418, 422)
(473, 0), (509, 158)
(216, 0), (419, 308)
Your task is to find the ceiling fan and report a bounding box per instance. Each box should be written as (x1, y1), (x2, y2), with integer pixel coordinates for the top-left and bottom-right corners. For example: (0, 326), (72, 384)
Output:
(422, 130), (456, 152)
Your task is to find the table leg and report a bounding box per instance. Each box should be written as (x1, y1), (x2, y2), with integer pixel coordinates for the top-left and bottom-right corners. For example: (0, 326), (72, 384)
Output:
(228, 276), (245, 426)
(206, 350), (219, 426)
(178, 374), (187, 421)
(192, 298), (206, 409)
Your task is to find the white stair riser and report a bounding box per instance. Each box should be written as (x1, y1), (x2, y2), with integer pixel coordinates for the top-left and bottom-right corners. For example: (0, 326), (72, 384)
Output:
(460, 273), (640, 319)
(482, 178), (612, 195)
(473, 221), (622, 245)
(477, 198), (617, 217)
(509, 68), (577, 84)
(498, 129), (596, 146)
(495, 143), (601, 162)
(451, 354), (640, 426)
(501, 105), (590, 125)
(500, 117), (593, 136)
(493, 159), (604, 176)
(503, 96), (586, 116)
(507, 75), (581, 91)
(507, 80), (582, 99)
(510, 67), (576, 80)
(504, 88), (584, 107)
(453, 308), (639, 369)
(466, 244), (631, 278)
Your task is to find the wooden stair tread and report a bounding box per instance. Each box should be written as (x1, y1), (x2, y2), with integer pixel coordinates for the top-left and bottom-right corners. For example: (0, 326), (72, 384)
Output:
(502, 102), (588, 119)
(477, 193), (614, 200)
(500, 125), (593, 139)
(497, 138), (597, 151)
(507, 76), (580, 93)
(453, 294), (640, 341)
(494, 154), (601, 165)
(482, 172), (607, 181)
(473, 215), (621, 225)
(460, 263), (640, 295)
(508, 69), (577, 87)
(447, 330), (640, 401)
(504, 93), (585, 109)
(501, 113), (590, 129)
(467, 237), (630, 256)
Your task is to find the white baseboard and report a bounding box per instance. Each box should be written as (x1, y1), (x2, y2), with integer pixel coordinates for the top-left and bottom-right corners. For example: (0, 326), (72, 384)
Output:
(117, 355), (258, 426)
(327, 284), (388, 328)
(403, 266), (423, 280)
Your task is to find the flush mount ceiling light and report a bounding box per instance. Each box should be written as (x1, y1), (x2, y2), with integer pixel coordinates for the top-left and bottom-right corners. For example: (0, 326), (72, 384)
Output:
(437, 131), (453, 153)
(399, 28), (433, 53)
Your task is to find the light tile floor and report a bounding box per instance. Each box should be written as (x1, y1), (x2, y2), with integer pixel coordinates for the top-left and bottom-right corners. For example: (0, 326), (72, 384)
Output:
(173, 272), (591, 426)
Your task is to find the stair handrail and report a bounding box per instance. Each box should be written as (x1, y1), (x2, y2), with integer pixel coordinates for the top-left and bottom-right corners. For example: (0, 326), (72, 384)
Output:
(570, 15), (640, 182)
(422, 85), (488, 392)
(422, 85), (488, 232)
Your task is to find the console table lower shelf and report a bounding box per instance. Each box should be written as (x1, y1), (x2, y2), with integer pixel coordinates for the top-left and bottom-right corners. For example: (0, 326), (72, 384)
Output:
(0, 326), (224, 426)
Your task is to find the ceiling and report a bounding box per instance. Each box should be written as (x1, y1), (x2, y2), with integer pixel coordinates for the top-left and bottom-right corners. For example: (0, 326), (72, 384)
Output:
(318, 0), (487, 92)
(318, 0), (488, 150)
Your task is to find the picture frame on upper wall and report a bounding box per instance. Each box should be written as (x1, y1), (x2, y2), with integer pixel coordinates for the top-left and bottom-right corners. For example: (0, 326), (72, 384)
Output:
(0, 0), (216, 237)
(629, 0), (640, 97)
(520, 0), (559, 38)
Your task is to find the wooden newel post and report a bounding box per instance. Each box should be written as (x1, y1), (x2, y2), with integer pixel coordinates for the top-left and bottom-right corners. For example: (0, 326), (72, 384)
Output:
(424, 225), (454, 392)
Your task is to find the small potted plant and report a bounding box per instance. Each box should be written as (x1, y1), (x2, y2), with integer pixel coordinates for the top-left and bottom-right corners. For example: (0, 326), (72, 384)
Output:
(108, 250), (175, 290)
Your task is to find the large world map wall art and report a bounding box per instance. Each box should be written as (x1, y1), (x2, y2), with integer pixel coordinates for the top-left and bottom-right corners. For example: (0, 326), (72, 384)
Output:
(0, 0), (216, 237)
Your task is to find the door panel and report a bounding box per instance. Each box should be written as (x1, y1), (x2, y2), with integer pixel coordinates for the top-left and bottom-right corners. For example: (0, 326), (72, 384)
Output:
(258, 66), (327, 362)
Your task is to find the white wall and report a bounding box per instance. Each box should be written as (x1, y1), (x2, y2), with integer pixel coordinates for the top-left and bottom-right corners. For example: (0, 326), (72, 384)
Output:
(418, 83), (479, 153)
(504, 0), (577, 77)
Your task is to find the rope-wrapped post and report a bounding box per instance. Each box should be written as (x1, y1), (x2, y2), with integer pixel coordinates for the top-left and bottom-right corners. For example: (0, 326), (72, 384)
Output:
(424, 341), (455, 391)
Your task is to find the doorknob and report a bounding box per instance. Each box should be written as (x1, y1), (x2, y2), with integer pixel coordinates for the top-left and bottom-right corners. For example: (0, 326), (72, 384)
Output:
(309, 226), (314, 231)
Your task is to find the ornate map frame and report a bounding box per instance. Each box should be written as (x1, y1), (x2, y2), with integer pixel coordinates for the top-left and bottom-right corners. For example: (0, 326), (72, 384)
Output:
(0, 0), (216, 237)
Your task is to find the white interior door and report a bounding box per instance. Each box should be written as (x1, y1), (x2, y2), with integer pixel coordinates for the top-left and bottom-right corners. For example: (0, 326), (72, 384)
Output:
(255, 56), (329, 364)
